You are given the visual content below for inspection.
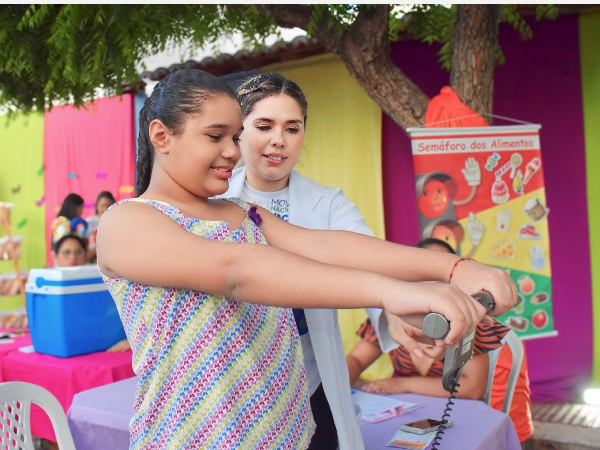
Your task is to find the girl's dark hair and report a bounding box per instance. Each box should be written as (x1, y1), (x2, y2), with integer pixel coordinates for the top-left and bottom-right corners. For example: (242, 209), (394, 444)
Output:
(53, 234), (86, 254)
(57, 193), (84, 220)
(237, 73), (308, 125)
(416, 238), (456, 255)
(136, 69), (237, 196)
(95, 191), (116, 214)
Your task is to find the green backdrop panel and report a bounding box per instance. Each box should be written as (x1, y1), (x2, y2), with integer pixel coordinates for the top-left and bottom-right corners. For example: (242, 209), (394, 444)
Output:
(580, 9), (600, 384)
(0, 113), (45, 309)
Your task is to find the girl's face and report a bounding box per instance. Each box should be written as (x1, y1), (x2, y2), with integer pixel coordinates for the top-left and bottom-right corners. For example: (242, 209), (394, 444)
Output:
(75, 204), (84, 218)
(153, 94), (243, 199)
(96, 197), (113, 217)
(240, 94), (304, 187)
(54, 239), (86, 267)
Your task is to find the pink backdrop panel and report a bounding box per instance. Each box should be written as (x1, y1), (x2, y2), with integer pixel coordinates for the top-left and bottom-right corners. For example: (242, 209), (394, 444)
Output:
(43, 95), (135, 262)
(382, 15), (592, 402)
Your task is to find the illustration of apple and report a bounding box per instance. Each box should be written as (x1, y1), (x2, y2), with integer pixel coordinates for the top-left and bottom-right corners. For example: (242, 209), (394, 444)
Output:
(531, 310), (548, 329)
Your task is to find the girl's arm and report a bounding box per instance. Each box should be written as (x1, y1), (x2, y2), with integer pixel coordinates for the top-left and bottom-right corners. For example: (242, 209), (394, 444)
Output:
(345, 339), (383, 385)
(362, 352), (489, 400)
(259, 209), (518, 318)
(98, 202), (483, 346)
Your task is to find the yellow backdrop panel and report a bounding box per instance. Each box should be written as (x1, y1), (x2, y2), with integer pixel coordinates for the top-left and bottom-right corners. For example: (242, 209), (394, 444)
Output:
(262, 54), (393, 380)
(0, 113), (45, 310)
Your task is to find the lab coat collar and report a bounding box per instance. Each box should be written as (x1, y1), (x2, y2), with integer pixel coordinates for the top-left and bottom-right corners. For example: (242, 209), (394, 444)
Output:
(224, 167), (326, 229)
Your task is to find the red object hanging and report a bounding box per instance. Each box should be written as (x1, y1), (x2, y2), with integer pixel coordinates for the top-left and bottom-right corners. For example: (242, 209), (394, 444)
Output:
(425, 86), (489, 128)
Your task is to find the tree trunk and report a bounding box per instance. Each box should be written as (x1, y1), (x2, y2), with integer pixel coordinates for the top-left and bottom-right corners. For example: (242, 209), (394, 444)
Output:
(265, 5), (430, 130)
(450, 4), (501, 121)
(266, 4), (501, 130)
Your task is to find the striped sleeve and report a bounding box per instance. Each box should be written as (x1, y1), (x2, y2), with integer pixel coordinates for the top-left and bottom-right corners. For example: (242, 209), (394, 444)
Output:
(473, 320), (510, 355)
(356, 319), (380, 346)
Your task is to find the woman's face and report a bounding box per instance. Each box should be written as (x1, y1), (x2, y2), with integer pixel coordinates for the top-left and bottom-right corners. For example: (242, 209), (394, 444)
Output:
(75, 204), (84, 218)
(54, 238), (86, 267)
(240, 94), (305, 185)
(153, 94), (243, 198)
(97, 197), (113, 217)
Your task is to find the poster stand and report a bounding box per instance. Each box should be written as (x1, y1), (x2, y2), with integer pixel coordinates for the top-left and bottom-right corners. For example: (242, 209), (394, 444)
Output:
(406, 125), (554, 340)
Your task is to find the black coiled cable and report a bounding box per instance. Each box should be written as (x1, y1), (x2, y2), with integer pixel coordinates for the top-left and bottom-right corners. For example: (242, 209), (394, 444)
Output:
(431, 377), (460, 449)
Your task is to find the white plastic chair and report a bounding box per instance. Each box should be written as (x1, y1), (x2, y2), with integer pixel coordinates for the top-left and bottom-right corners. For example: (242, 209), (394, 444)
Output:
(483, 329), (524, 414)
(0, 382), (76, 450)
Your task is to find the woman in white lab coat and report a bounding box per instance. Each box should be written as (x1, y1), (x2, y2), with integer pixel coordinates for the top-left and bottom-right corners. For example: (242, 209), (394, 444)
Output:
(219, 73), (370, 450)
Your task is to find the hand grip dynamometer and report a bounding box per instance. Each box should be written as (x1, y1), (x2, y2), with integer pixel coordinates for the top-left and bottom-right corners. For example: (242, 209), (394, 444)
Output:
(422, 291), (495, 391)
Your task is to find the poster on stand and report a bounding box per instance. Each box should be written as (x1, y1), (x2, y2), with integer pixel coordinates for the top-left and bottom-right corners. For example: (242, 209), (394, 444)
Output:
(407, 125), (555, 340)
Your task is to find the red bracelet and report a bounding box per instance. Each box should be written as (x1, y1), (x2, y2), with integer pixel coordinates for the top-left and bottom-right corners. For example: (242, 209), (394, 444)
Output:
(448, 257), (473, 283)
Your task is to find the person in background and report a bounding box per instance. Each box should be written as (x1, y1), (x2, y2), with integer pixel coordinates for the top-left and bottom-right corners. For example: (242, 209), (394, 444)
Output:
(57, 193), (84, 220)
(86, 191), (116, 262)
(346, 238), (534, 447)
(52, 234), (87, 268)
(52, 193), (87, 249)
(86, 191), (116, 235)
(52, 233), (130, 353)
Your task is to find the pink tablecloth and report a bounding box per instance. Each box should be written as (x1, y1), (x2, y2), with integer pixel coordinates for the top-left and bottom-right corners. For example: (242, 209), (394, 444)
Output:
(0, 330), (32, 382)
(1, 340), (134, 442)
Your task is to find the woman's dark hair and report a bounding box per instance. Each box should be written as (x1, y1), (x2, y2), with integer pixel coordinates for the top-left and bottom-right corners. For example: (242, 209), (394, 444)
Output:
(53, 234), (86, 254)
(237, 73), (308, 125)
(136, 69), (237, 196)
(57, 193), (84, 220)
(95, 191), (116, 214)
(416, 238), (456, 255)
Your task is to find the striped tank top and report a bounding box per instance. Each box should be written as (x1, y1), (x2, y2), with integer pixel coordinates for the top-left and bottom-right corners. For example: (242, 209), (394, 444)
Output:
(101, 197), (315, 449)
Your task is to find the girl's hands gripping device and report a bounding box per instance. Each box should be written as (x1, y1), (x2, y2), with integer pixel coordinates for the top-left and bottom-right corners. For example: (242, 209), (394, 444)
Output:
(422, 291), (495, 391)
(421, 291), (495, 449)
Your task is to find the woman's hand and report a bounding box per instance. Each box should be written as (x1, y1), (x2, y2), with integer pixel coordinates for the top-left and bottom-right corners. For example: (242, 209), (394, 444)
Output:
(450, 259), (518, 317)
(381, 281), (487, 348)
(362, 378), (407, 395)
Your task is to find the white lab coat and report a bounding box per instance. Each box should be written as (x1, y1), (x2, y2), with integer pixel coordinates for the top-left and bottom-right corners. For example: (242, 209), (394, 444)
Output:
(218, 167), (370, 450)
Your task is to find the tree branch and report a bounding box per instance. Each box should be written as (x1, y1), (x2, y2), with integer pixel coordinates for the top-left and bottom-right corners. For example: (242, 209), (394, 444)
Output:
(450, 4), (501, 120)
(265, 4), (430, 130)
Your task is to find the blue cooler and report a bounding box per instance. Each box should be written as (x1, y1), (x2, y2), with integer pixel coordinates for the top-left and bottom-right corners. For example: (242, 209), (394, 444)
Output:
(25, 266), (126, 357)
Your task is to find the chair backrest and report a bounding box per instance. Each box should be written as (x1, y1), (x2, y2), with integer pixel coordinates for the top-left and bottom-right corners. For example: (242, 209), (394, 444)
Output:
(0, 382), (76, 450)
(483, 329), (524, 414)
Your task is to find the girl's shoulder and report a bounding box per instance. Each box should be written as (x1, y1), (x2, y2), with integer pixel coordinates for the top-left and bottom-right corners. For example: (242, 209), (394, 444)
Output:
(104, 198), (179, 220)
(218, 197), (252, 213)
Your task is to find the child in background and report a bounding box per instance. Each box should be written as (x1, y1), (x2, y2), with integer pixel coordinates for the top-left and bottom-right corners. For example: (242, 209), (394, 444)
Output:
(86, 191), (116, 262)
(52, 193), (87, 247)
(346, 238), (533, 447)
(86, 191), (116, 236)
(97, 69), (518, 449)
(57, 193), (84, 221)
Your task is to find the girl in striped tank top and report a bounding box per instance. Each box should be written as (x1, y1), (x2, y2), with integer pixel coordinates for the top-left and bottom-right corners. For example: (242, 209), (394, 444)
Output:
(97, 69), (520, 449)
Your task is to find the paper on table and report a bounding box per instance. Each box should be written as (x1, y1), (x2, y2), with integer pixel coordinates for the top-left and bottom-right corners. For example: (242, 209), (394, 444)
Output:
(18, 345), (35, 353)
(352, 390), (422, 423)
(386, 429), (436, 449)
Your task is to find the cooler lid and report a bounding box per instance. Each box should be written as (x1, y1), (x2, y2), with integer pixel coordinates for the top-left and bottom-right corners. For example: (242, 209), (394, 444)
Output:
(26, 266), (105, 291)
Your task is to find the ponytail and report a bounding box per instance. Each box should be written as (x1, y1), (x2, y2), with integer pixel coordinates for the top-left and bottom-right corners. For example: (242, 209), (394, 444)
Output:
(135, 110), (154, 197)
